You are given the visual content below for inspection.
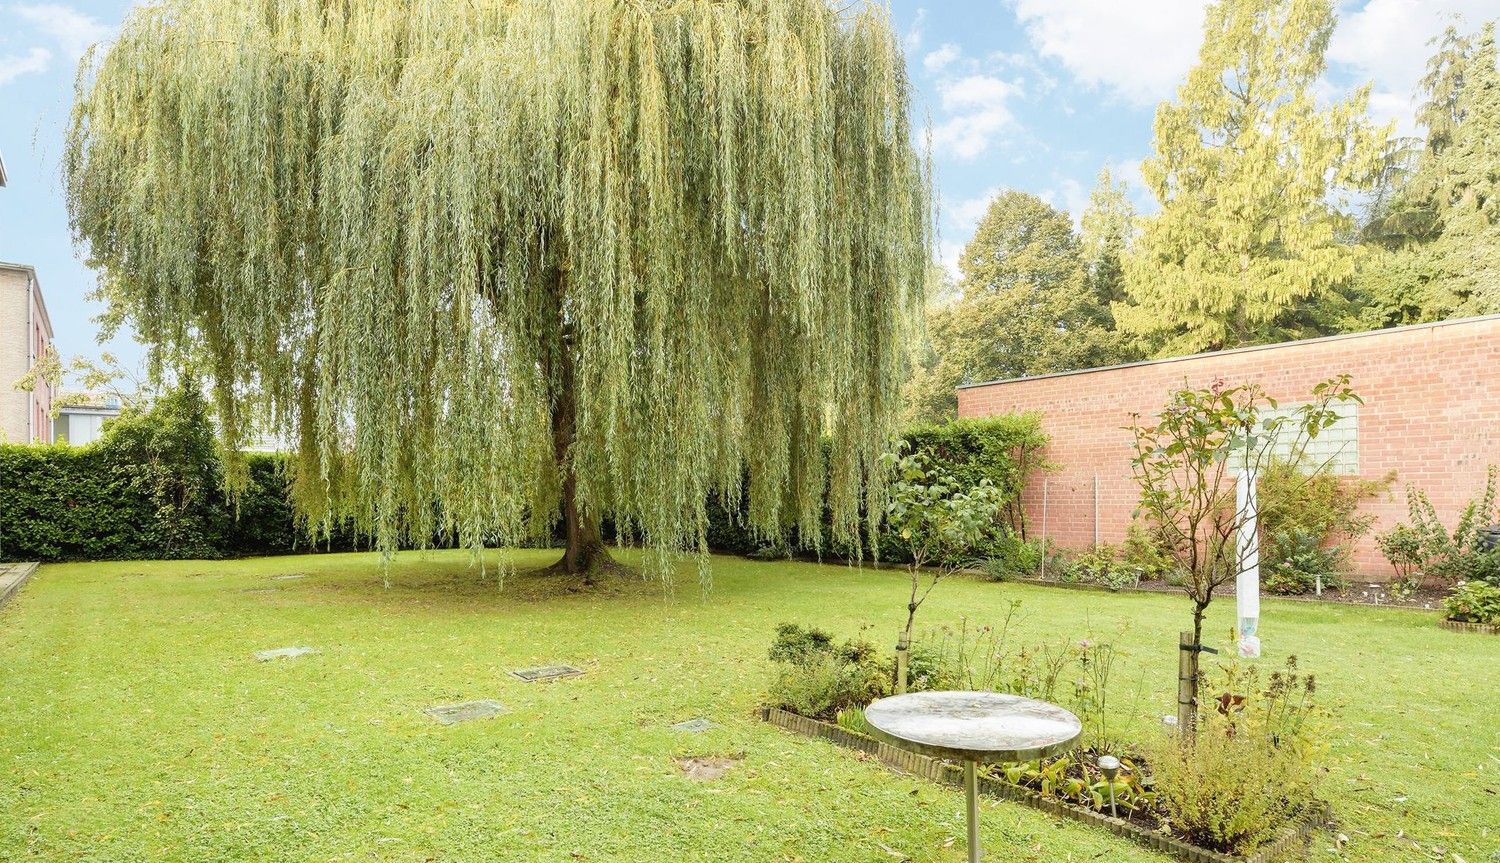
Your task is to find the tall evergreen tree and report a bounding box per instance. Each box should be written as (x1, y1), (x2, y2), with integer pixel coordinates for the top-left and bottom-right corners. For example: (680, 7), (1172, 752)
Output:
(1116, 0), (1388, 356)
(905, 191), (1115, 424)
(1430, 23), (1500, 315)
(1359, 19), (1500, 324)
(1078, 166), (1135, 312)
(64, 0), (931, 580)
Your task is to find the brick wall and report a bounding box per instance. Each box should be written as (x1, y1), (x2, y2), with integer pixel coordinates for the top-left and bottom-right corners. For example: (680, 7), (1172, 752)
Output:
(957, 315), (1500, 582)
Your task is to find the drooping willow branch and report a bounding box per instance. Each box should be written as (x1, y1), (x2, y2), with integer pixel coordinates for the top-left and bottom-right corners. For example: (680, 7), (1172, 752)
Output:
(65, 0), (931, 577)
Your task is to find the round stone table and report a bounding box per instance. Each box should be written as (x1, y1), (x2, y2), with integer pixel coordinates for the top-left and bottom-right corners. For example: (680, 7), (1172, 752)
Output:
(864, 691), (1082, 863)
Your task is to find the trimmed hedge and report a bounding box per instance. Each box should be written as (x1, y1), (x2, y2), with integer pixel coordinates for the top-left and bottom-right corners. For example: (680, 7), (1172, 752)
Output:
(1, 401), (1047, 563)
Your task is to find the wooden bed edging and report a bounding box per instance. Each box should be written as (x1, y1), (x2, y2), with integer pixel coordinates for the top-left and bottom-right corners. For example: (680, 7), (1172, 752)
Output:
(760, 706), (1332, 863)
(1438, 618), (1500, 634)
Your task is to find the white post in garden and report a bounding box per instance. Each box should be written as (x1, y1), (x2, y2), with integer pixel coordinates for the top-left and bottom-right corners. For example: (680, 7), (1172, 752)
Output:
(1235, 467), (1261, 659)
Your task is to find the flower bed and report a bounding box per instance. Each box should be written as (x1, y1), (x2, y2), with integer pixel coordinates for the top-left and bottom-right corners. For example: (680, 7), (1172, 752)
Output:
(761, 706), (1332, 863)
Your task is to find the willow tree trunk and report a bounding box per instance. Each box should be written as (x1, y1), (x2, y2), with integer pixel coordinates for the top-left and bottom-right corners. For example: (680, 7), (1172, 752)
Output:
(544, 273), (618, 583)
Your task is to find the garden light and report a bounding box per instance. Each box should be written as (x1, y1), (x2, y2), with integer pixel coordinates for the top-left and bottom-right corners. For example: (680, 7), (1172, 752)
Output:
(1096, 755), (1121, 818)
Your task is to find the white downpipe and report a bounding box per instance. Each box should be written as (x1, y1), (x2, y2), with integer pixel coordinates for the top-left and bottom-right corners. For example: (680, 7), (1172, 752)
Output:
(1236, 468), (1261, 658)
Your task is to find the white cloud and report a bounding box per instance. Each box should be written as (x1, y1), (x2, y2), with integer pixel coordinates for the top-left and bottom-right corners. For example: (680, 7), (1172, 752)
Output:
(931, 74), (1021, 159)
(1040, 177), (1088, 226)
(924, 43), (961, 73)
(0, 45), (51, 86)
(12, 3), (111, 59)
(938, 239), (966, 280)
(1328, 0), (1499, 136)
(945, 185), (1000, 233)
(904, 7), (926, 51)
(1008, 0), (1208, 106)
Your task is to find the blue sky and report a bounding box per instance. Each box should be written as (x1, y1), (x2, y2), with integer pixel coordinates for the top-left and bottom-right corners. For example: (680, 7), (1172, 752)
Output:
(2, 0), (1495, 375)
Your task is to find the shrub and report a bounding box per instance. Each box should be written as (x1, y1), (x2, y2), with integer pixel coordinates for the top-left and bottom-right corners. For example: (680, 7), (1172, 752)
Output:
(1146, 658), (1324, 855)
(1442, 581), (1500, 624)
(766, 624), (891, 721)
(1262, 529), (1345, 595)
(768, 623), (835, 665)
(1257, 459), (1393, 578)
(1122, 521), (1179, 582)
(1377, 466), (1499, 586)
(1065, 545), (1140, 591)
(982, 534), (1045, 581)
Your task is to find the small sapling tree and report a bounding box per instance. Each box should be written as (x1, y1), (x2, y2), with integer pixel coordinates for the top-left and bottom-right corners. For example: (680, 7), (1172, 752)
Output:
(882, 448), (1007, 692)
(1126, 375), (1360, 731)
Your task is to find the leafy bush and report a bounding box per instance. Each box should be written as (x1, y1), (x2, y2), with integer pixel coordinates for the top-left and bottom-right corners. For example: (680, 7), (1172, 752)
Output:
(1262, 529), (1345, 595)
(1257, 459), (1393, 578)
(1064, 545), (1141, 591)
(1146, 658), (1324, 855)
(982, 534), (1045, 581)
(766, 623), (891, 721)
(1377, 466), (1499, 586)
(768, 623), (835, 664)
(1122, 521), (1179, 582)
(2, 409), (1048, 565)
(1442, 580), (1500, 624)
(0, 386), (368, 562)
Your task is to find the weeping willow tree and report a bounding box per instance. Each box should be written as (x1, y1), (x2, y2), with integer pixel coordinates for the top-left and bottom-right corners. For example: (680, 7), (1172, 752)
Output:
(65, 0), (930, 581)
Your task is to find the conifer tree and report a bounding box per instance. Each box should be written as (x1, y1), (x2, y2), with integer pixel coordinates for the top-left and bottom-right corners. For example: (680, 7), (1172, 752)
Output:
(1117, 0), (1388, 355)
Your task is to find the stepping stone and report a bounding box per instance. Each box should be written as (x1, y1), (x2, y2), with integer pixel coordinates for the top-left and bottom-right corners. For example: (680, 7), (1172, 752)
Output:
(241, 588), (280, 594)
(423, 699), (510, 725)
(675, 754), (740, 781)
(671, 718), (714, 733)
(271, 573), (307, 581)
(255, 646), (317, 662)
(508, 664), (584, 682)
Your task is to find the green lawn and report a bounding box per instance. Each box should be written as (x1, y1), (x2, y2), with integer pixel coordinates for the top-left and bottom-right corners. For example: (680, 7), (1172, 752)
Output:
(1, 551), (1495, 862)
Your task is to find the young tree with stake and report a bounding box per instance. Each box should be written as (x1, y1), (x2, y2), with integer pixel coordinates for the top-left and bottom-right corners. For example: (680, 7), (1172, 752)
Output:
(1126, 375), (1359, 731)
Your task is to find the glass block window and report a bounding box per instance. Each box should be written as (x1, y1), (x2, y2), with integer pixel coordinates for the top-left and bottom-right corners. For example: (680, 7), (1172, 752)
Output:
(1257, 402), (1359, 475)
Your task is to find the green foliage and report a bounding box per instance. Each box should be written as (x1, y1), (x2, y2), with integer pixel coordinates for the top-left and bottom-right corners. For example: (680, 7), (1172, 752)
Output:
(67, 0), (931, 576)
(1254, 456), (1392, 576)
(1000, 753), (1154, 816)
(904, 191), (1124, 424)
(982, 535), (1046, 581)
(1118, 0), (1389, 355)
(1377, 466), (1499, 586)
(882, 447), (1009, 679)
(0, 388), (362, 562)
(1362, 21), (1500, 321)
(1080, 166), (1137, 311)
(1442, 580), (1500, 624)
(1257, 459), (1394, 590)
(766, 624), (891, 722)
(1262, 529), (1345, 595)
(1147, 658), (1325, 855)
(768, 623), (836, 665)
(1063, 545), (1142, 591)
(1122, 521), (1180, 582)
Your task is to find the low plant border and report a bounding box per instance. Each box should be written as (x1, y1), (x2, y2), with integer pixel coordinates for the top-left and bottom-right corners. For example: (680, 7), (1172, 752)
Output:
(760, 706), (1332, 863)
(0, 562), (39, 613)
(1004, 574), (1440, 611)
(1438, 618), (1500, 634)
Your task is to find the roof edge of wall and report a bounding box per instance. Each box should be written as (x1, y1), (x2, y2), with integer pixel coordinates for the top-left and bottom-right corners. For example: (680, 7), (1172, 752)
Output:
(957, 312), (1500, 391)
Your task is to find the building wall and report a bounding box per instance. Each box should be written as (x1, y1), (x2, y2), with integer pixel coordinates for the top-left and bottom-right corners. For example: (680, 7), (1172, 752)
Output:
(0, 263), (53, 444)
(957, 315), (1500, 582)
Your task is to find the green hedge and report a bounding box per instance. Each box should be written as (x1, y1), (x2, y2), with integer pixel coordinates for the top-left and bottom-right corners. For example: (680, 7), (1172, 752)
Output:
(1, 397), (1047, 563)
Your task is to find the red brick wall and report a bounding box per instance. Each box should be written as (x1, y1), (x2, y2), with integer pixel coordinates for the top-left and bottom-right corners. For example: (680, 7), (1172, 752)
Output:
(957, 315), (1500, 582)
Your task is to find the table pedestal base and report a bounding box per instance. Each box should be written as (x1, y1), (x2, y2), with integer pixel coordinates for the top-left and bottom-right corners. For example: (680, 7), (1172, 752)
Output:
(964, 759), (980, 863)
